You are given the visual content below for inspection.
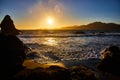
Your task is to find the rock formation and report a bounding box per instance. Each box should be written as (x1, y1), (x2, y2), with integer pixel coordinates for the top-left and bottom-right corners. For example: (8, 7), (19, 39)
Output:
(0, 15), (28, 79)
(0, 15), (21, 35)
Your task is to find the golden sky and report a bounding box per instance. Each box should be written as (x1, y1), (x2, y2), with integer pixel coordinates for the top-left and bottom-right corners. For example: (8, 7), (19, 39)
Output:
(0, 0), (120, 30)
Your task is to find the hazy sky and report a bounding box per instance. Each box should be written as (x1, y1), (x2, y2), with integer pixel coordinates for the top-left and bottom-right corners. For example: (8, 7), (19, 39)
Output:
(0, 0), (120, 29)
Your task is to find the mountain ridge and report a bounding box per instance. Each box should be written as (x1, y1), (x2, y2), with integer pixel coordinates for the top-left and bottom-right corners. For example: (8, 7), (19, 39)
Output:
(61, 22), (120, 30)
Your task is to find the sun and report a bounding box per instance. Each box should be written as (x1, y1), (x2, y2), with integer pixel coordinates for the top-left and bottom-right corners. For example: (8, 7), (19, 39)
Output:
(47, 18), (54, 25)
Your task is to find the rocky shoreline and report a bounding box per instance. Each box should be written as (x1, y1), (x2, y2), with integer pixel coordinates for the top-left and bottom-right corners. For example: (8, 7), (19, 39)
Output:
(0, 34), (100, 80)
(0, 15), (120, 80)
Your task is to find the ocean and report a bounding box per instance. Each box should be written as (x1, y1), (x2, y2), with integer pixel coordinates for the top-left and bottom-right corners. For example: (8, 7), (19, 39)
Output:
(17, 30), (120, 65)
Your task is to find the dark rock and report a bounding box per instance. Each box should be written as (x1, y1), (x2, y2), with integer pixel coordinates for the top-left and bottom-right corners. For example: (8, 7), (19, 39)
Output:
(0, 15), (29, 79)
(74, 31), (85, 34)
(14, 66), (71, 80)
(97, 46), (120, 76)
(14, 66), (99, 80)
(69, 66), (98, 80)
(0, 34), (28, 80)
(0, 15), (21, 35)
(14, 68), (51, 80)
(47, 66), (71, 80)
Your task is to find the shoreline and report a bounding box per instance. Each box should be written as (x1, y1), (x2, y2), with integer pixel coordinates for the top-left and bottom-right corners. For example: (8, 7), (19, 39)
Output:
(23, 58), (100, 70)
(23, 60), (66, 69)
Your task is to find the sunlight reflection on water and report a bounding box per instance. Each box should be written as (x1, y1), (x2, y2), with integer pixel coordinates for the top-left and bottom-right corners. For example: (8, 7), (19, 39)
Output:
(43, 38), (58, 46)
(19, 35), (120, 63)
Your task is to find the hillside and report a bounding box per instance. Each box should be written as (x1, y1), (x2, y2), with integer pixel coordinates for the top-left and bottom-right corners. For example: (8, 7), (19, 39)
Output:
(61, 22), (120, 30)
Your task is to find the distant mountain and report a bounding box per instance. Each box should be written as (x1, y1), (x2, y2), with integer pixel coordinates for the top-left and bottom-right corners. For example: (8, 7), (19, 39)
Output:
(61, 22), (120, 30)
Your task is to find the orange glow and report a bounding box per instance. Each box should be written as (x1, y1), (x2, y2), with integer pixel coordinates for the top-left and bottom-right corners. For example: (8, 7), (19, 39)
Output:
(13, 0), (86, 30)
(48, 18), (54, 25)
(46, 63), (66, 68)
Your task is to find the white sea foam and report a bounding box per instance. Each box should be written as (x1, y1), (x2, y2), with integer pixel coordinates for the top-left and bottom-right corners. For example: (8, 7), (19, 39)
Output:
(18, 31), (120, 64)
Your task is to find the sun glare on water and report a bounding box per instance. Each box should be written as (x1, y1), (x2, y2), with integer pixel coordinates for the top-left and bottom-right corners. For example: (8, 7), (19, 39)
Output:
(43, 38), (58, 46)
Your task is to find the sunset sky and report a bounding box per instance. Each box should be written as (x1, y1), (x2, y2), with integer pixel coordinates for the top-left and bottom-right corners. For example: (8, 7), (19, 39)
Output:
(0, 0), (120, 29)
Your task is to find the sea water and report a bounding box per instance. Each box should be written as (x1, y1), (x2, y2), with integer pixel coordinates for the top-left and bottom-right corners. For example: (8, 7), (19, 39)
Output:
(18, 30), (120, 65)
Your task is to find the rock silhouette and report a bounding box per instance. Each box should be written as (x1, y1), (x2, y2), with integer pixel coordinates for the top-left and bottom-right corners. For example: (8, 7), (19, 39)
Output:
(97, 46), (120, 78)
(0, 15), (21, 35)
(0, 34), (28, 79)
(0, 15), (28, 79)
(62, 22), (120, 30)
(14, 66), (98, 80)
